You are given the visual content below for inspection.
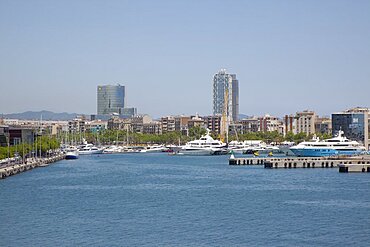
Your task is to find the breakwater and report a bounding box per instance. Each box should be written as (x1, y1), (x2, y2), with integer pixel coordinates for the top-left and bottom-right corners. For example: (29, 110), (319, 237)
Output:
(229, 155), (370, 173)
(0, 153), (65, 179)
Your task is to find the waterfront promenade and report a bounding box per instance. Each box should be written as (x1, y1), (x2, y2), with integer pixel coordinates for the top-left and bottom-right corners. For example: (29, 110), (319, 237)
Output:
(0, 153), (65, 179)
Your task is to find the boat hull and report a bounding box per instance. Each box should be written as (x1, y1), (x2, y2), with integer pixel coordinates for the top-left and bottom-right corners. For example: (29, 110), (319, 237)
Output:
(79, 150), (103, 155)
(178, 149), (214, 156)
(178, 147), (228, 156)
(290, 148), (338, 157)
(140, 149), (168, 153)
(290, 147), (366, 157)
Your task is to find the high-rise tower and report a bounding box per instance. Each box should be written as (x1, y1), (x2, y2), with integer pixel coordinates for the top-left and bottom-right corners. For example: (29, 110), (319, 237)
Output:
(213, 69), (239, 122)
(97, 84), (125, 115)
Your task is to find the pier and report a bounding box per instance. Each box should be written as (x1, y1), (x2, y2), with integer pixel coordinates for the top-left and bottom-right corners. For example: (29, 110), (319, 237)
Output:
(229, 155), (370, 173)
(0, 153), (65, 179)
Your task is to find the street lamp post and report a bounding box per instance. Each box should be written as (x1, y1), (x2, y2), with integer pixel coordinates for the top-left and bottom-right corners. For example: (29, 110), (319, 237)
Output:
(7, 132), (10, 166)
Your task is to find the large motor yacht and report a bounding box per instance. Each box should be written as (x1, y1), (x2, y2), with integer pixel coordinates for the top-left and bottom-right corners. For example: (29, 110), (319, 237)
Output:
(178, 130), (227, 155)
(78, 139), (104, 155)
(290, 130), (366, 157)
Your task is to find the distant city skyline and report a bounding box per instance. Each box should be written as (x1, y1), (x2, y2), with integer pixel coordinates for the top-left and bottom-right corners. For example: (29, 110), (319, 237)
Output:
(1, 0), (369, 118)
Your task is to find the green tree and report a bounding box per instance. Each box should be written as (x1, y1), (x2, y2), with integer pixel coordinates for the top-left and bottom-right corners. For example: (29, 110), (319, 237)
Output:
(188, 126), (206, 139)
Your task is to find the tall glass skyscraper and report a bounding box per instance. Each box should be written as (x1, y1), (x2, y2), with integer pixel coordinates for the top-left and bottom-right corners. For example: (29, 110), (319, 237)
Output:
(213, 69), (239, 122)
(231, 74), (239, 122)
(97, 85), (125, 115)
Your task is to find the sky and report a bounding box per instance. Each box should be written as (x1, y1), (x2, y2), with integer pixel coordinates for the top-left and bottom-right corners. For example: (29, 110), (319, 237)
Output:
(0, 0), (369, 118)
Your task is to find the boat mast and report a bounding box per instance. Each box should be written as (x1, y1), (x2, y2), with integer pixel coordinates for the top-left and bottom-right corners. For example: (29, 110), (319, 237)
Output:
(126, 124), (129, 145)
(39, 114), (42, 158)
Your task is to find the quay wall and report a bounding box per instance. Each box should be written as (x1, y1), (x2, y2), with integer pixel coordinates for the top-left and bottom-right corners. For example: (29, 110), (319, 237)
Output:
(0, 154), (65, 179)
(229, 156), (370, 173)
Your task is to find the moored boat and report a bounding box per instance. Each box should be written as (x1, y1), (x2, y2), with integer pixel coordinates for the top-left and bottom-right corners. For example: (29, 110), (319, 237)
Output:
(228, 140), (280, 155)
(139, 144), (168, 153)
(78, 143), (104, 155)
(65, 146), (79, 160)
(290, 130), (366, 157)
(178, 130), (227, 156)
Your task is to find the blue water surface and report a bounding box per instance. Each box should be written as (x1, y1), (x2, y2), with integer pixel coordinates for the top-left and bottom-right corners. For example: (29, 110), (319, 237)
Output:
(1, 154), (370, 246)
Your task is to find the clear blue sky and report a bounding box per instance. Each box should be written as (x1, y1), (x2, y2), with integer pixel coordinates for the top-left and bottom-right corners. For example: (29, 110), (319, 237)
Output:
(1, 0), (369, 118)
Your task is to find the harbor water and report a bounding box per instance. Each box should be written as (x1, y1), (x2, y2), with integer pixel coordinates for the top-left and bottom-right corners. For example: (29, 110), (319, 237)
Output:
(1, 153), (370, 246)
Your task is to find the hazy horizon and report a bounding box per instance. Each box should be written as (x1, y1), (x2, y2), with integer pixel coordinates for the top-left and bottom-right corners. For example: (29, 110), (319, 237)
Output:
(1, 0), (369, 118)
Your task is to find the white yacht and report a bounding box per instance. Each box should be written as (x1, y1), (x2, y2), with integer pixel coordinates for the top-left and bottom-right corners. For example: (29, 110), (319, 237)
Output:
(178, 130), (227, 155)
(139, 144), (168, 153)
(103, 145), (123, 154)
(78, 142), (104, 155)
(165, 144), (182, 153)
(290, 130), (367, 157)
(229, 140), (279, 154)
(243, 142), (280, 155)
(65, 146), (79, 160)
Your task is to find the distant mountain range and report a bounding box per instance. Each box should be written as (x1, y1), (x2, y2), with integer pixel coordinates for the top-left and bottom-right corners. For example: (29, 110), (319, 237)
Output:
(1, 111), (84, 121)
(1, 111), (251, 121)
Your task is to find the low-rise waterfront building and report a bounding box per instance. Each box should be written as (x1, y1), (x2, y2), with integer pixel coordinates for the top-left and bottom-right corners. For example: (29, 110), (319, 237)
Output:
(174, 116), (190, 132)
(2, 119), (19, 125)
(107, 116), (122, 130)
(315, 117), (332, 135)
(68, 117), (86, 134)
(86, 120), (107, 133)
(332, 107), (369, 150)
(161, 116), (176, 133)
(258, 114), (284, 134)
(205, 115), (221, 134)
(238, 117), (260, 133)
(295, 110), (316, 135)
(187, 115), (205, 129)
(8, 127), (36, 145)
(107, 114), (154, 134)
(284, 115), (295, 136)
(1, 119), (68, 137)
(228, 122), (243, 136)
(0, 125), (37, 146)
(143, 121), (162, 135)
(0, 125), (9, 147)
(131, 115), (152, 133)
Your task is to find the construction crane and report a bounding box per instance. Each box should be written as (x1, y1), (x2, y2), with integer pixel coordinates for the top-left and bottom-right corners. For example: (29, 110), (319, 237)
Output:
(220, 83), (229, 144)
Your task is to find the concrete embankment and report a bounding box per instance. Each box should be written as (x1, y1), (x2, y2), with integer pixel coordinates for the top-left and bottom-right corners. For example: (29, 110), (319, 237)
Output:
(229, 155), (370, 173)
(0, 154), (65, 179)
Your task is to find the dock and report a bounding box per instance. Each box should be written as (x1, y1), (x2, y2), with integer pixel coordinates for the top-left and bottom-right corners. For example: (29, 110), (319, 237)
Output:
(229, 155), (370, 173)
(0, 153), (65, 179)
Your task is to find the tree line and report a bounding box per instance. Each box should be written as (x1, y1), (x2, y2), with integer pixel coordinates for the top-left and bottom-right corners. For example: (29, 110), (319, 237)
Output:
(0, 136), (59, 160)
(78, 127), (332, 145)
